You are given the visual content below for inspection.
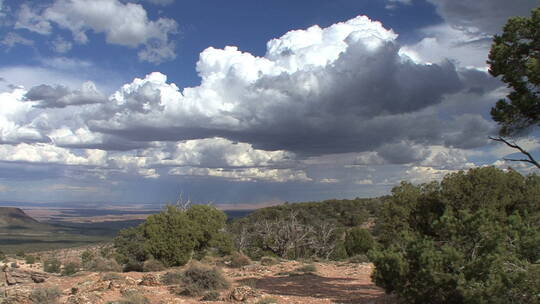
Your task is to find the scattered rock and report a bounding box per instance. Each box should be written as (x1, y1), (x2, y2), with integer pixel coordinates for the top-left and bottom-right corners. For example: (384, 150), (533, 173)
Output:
(4, 268), (48, 285)
(120, 287), (140, 296)
(242, 264), (262, 272)
(4, 286), (32, 304)
(229, 286), (259, 302)
(92, 280), (111, 292)
(139, 274), (160, 286)
(124, 276), (138, 286)
(66, 292), (102, 304)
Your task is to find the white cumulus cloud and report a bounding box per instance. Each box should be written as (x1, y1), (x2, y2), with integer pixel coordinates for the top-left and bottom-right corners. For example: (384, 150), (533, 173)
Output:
(15, 0), (178, 63)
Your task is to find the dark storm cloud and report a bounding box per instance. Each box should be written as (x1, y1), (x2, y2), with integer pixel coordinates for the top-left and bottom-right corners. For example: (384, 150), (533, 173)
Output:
(55, 135), (151, 151)
(25, 82), (106, 108)
(376, 141), (429, 164)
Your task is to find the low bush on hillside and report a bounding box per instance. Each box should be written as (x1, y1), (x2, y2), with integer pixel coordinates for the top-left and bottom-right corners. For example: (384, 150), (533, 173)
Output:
(114, 205), (229, 268)
(100, 246), (114, 259)
(329, 241), (348, 261)
(161, 270), (183, 285)
(142, 259), (166, 272)
(80, 250), (95, 266)
(230, 252), (251, 268)
(61, 262), (80, 276)
(122, 260), (143, 272)
(344, 227), (374, 256)
(43, 258), (61, 273)
(24, 255), (36, 264)
(260, 256), (279, 266)
(370, 167), (540, 303)
(209, 232), (235, 256)
(30, 287), (61, 304)
(178, 263), (229, 296)
(85, 257), (122, 272)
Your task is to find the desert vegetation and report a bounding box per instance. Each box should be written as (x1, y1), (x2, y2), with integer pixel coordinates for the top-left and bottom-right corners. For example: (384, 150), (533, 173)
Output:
(105, 166), (540, 303)
(370, 167), (540, 303)
(1, 168), (539, 303)
(228, 197), (381, 260)
(113, 204), (233, 268)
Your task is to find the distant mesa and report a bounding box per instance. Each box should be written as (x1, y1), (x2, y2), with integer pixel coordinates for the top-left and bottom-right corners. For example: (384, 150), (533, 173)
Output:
(0, 207), (51, 231)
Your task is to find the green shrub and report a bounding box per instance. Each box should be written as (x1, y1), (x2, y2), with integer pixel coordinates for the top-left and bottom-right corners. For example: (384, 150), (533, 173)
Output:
(230, 252), (251, 268)
(344, 227), (374, 256)
(114, 205), (229, 267)
(201, 290), (221, 301)
(81, 250), (95, 265)
(260, 256), (278, 266)
(43, 258), (61, 273)
(0, 250), (5, 261)
(179, 263), (229, 296)
(15, 250), (25, 258)
(61, 262), (80, 276)
(329, 241), (348, 261)
(136, 206), (195, 267)
(209, 232), (235, 256)
(25, 255), (36, 264)
(100, 246), (114, 259)
(186, 205), (228, 253)
(30, 287), (61, 304)
(371, 167), (540, 303)
(85, 257), (122, 272)
(123, 259), (143, 272)
(142, 259), (166, 272)
(161, 270), (183, 285)
(113, 226), (148, 265)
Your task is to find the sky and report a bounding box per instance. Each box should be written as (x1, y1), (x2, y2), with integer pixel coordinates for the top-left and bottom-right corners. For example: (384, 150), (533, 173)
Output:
(0, 0), (539, 206)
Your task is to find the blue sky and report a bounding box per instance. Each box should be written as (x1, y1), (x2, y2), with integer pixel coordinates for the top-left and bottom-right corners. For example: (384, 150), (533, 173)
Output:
(0, 0), (538, 206)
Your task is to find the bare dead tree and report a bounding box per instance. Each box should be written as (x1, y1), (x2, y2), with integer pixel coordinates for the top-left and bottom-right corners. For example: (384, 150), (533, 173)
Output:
(310, 222), (338, 260)
(234, 226), (250, 253)
(253, 211), (315, 258)
(175, 192), (192, 211)
(490, 136), (540, 169)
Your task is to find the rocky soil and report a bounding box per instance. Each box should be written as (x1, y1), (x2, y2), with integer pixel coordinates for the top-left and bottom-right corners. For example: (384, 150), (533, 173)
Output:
(0, 252), (394, 304)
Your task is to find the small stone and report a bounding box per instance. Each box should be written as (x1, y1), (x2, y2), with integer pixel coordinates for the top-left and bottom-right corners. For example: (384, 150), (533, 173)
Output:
(139, 274), (160, 286)
(229, 286), (259, 302)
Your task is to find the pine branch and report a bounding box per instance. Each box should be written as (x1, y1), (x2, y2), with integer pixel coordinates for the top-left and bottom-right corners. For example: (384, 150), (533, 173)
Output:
(489, 136), (540, 169)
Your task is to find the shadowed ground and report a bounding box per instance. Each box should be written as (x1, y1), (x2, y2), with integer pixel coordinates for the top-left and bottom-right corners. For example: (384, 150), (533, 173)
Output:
(240, 273), (395, 304)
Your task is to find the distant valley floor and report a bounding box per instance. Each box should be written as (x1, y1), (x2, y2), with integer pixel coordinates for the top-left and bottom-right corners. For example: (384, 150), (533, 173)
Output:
(0, 205), (252, 253)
